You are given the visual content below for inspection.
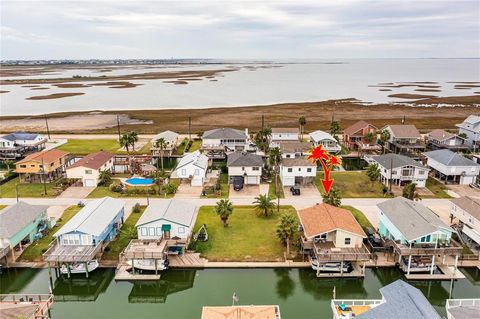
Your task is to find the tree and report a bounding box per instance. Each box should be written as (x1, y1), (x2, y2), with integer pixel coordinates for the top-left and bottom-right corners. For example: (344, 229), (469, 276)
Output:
(215, 199), (233, 227)
(330, 120), (340, 140)
(253, 194), (276, 217)
(255, 126), (272, 152)
(458, 132), (467, 139)
(402, 182), (421, 201)
(365, 163), (380, 186)
(98, 169), (112, 186)
(364, 132), (375, 145)
(269, 147), (282, 196)
(129, 131), (139, 152)
(155, 137), (167, 173)
(120, 133), (130, 153)
(162, 182), (178, 195)
(322, 187), (342, 207)
(276, 213), (298, 256)
(379, 130), (391, 154)
(298, 116), (306, 141)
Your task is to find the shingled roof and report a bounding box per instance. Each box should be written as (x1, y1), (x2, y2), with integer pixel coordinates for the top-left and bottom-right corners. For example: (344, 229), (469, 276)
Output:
(227, 152), (263, 167)
(67, 151), (114, 170)
(423, 149), (479, 167)
(202, 128), (246, 140)
(0, 202), (48, 239)
(451, 196), (480, 220)
(17, 149), (69, 165)
(385, 125), (421, 138)
(344, 121), (376, 136)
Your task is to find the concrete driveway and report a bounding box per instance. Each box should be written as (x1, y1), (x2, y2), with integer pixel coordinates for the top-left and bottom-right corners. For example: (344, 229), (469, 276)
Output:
(446, 184), (480, 197)
(229, 184), (261, 198)
(58, 186), (95, 199)
(175, 183), (203, 198)
(283, 184), (321, 199)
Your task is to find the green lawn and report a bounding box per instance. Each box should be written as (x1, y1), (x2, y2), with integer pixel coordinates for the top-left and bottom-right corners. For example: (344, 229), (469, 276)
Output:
(342, 205), (374, 233)
(425, 177), (451, 198)
(0, 205), (7, 210)
(268, 181), (285, 199)
(0, 177), (56, 198)
(188, 139), (202, 152)
(102, 206), (146, 260)
(202, 173), (229, 198)
(315, 171), (388, 198)
(174, 138), (188, 156)
(19, 206), (82, 261)
(190, 205), (297, 261)
(57, 139), (151, 155)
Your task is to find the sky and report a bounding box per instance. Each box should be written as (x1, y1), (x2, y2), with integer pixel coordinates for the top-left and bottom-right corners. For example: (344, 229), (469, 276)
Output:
(1, 0), (479, 60)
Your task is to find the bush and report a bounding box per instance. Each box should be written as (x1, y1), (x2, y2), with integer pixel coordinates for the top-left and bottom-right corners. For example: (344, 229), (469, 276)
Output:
(109, 183), (122, 193)
(132, 203), (141, 214)
(104, 246), (111, 252)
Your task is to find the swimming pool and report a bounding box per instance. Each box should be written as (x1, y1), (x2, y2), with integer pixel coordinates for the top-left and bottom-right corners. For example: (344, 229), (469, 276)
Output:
(124, 177), (154, 186)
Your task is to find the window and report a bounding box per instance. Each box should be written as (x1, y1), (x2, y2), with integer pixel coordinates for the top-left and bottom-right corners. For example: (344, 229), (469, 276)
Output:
(149, 228), (155, 236)
(85, 169), (92, 174)
(181, 169), (187, 176)
(20, 165), (26, 168)
(419, 170), (425, 175)
(288, 168), (292, 172)
(194, 169), (199, 176)
(286, 154), (291, 158)
(242, 167), (245, 171)
(141, 227), (147, 236)
(156, 227), (162, 236)
(252, 167), (259, 171)
(320, 233), (327, 239)
(178, 227), (185, 234)
(307, 168), (312, 172)
(344, 238), (351, 245)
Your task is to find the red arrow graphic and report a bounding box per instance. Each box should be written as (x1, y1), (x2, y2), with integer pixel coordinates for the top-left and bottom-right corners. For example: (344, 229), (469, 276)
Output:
(319, 159), (334, 193)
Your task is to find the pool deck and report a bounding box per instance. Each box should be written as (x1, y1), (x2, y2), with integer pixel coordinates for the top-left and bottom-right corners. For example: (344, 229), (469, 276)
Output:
(121, 177), (155, 187)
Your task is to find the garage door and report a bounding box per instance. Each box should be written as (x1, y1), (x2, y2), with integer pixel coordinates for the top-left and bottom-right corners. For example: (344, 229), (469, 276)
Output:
(246, 176), (258, 185)
(282, 176), (295, 186)
(191, 177), (203, 186)
(84, 179), (97, 187)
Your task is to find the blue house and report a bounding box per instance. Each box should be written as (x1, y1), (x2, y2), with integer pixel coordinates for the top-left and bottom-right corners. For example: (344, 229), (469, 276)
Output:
(54, 197), (125, 247)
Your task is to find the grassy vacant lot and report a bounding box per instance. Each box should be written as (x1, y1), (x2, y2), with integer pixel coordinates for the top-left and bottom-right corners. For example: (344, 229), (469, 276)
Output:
(342, 205), (374, 233)
(425, 177), (451, 198)
(316, 171), (387, 198)
(268, 182), (285, 199)
(190, 205), (297, 262)
(102, 206), (146, 260)
(19, 206), (81, 261)
(0, 177), (56, 198)
(57, 139), (151, 155)
(188, 139), (202, 152)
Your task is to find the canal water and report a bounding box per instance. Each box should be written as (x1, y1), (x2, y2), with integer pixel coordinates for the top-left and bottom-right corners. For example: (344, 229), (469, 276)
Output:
(1, 267), (479, 319)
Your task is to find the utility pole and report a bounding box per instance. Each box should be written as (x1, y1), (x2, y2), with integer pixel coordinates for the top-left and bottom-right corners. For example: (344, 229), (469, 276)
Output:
(116, 115), (121, 141)
(188, 116), (192, 141)
(44, 114), (51, 139)
(389, 157), (393, 194)
(41, 157), (47, 195)
(261, 114), (264, 129)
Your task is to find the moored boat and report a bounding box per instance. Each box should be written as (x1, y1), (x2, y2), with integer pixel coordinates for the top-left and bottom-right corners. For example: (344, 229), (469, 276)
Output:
(60, 260), (99, 275)
(126, 259), (169, 271)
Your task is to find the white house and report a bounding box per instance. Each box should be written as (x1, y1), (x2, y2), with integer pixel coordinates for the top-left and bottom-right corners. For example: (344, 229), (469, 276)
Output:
(174, 151), (209, 186)
(66, 151), (114, 187)
(278, 141), (311, 158)
(426, 129), (467, 151)
(280, 157), (316, 186)
(270, 128), (299, 147)
(423, 149), (480, 185)
(309, 130), (341, 153)
(136, 200), (197, 241)
(0, 132), (47, 159)
(151, 130), (179, 157)
(227, 152), (263, 185)
(451, 196), (480, 247)
(201, 128), (249, 152)
(370, 153), (429, 187)
(456, 115), (480, 150)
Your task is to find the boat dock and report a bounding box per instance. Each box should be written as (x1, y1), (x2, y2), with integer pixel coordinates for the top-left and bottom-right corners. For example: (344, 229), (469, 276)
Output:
(316, 262), (366, 278)
(405, 264), (466, 280)
(114, 265), (161, 281)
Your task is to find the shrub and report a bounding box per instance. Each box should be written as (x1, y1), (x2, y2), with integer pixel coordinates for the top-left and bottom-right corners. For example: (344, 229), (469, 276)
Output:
(109, 183), (122, 193)
(132, 203), (141, 214)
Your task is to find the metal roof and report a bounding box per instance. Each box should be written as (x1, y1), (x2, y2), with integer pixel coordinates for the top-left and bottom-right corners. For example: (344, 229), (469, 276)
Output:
(151, 130), (179, 143)
(0, 132), (42, 141)
(372, 153), (426, 169)
(357, 280), (441, 319)
(227, 152), (263, 167)
(0, 202), (48, 239)
(377, 197), (453, 242)
(176, 150), (209, 170)
(423, 149), (479, 167)
(451, 196), (480, 220)
(309, 130), (336, 143)
(202, 128), (246, 140)
(54, 197), (125, 237)
(136, 200), (197, 228)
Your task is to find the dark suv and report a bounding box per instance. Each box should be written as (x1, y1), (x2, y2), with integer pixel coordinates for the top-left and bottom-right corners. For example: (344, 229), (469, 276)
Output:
(290, 185), (301, 195)
(233, 177), (244, 191)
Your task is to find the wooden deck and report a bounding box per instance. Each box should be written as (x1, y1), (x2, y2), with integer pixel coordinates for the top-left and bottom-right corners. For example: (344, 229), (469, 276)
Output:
(43, 243), (102, 262)
(0, 294), (53, 319)
(114, 265), (161, 281)
(169, 253), (207, 268)
(122, 240), (167, 260)
(314, 242), (371, 262)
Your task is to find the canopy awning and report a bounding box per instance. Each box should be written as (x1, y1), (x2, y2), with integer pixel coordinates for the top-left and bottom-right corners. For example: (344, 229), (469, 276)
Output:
(161, 224), (171, 231)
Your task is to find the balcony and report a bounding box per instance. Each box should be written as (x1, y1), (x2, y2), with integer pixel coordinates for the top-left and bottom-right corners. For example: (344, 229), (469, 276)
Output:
(121, 239), (167, 260)
(313, 242), (371, 262)
(331, 299), (383, 318)
(384, 239), (463, 256)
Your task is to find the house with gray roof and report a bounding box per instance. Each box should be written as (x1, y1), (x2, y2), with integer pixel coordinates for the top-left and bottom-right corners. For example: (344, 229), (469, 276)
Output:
(227, 152), (263, 185)
(0, 202), (50, 262)
(370, 153), (429, 187)
(0, 132), (47, 160)
(136, 200), (197, 241)
(201, 128), (249, 157)
(382, 124), (425, 155)
(446, 298), (480, 319)
(174, 150), (209, 186)
(309, 130), (341, 153)
(451, 196), (480, 248)
(423, 149), (480, 185)
(456, 115), (480, 150)
(151, 130), (180, 157)
(426, 129), (468, 151)
(331, 279), (441, 319)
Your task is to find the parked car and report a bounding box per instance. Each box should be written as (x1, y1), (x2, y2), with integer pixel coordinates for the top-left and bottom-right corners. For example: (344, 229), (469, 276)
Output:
(290, 185), (301, 195)
(233, 177), (244, 191)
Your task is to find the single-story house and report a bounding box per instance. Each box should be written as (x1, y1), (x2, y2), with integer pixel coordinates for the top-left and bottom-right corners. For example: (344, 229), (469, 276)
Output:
(280, 157), (316, 186)
(456, 115), (480, 149)
(451, 196), (480, 248)
(0, 132), (47, 160)
(16, 149), (71, 183)
(426, 129), (468, 151)
(377, 197), (454, 246)
(0, 202), (50, 262)
(136, 200), (197, 241)
(227, 152), (263, 185)
(151, 130), (180, 157)
(370, 153), (429, 187)
(423, 149), (480, 185)
(270, 128), (300, 147)
(201, 128), (249, 156)
(309, 130), (341, 153)
(298, 203), (366, 248)
(332, 280), (441, 319)
(382, 124), (425, 155)
(174, 151), (209, 186)
(54, 197), (125, 247)
(343, 120), (381, 152)
(66, 151), (114, 187)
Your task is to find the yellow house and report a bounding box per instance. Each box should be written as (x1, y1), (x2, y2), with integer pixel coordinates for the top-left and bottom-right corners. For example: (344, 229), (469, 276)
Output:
(16, 149), (70, 183)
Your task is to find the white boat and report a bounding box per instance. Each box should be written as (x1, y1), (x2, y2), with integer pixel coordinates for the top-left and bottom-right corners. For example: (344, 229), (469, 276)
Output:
(60, 260), (99, 274)
(399, 257), (437, 273)
(126, 259), (168, 271)
(310, 259), (352, 273)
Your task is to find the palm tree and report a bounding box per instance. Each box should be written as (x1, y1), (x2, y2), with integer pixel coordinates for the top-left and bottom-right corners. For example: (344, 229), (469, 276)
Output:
(98, 169), (112, 186)
(253, 194), (276, 217)
(322, 187), (342, 207)
(379, 130), (391, 154)
(365, 163), (380, 186)
(402, 182), (421, 201)
(298, 116), (306, 141)
(364, 132), (375, 145)
(276, 213), (298, 256)
(330, 120), (340, 140)
(269, 147), (282, 196)
(215, 199), (234, 227)
(120, 133), (130, 153)
(129, 131), (139, 152)
(255, 126), (272, 153)
(155, 137), (167, 173)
